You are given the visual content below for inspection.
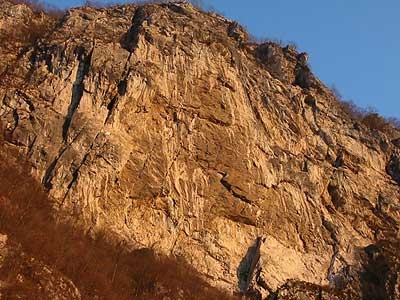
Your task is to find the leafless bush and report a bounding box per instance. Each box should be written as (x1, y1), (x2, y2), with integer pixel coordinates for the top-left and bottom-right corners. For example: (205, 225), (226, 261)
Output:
(387, 117), (400, 129)
(8, 0), (46, 13)
(331, 84), (343, 100)
(332, 87), (400, 133)
(0, 0), (64, 48)
(287, 41), (298, 50)
(361, 111), (389, 132)
(84, 0), (115, 8)
(338, 100), (365, 120)
(0, 20), (53, 46)
(248, 35), (285, 46)
(0, 1), (65, 90)
(8, 0), (65, 17)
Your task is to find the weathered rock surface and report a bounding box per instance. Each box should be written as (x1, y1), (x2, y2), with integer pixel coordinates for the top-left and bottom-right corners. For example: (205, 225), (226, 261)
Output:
(0, 1), (399, 299)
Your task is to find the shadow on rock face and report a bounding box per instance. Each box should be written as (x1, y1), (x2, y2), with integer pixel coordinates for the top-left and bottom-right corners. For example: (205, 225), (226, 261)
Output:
(386, 153), (400, 185)
(360, 243), (395, 300)
(237, 237), (263, 294)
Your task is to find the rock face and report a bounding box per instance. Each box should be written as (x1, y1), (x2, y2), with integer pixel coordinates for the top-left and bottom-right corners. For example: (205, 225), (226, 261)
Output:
(0, 1), (399, 299)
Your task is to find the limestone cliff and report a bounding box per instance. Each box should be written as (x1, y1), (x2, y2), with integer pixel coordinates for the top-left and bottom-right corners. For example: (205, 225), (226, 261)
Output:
(0, 1), (399, 299)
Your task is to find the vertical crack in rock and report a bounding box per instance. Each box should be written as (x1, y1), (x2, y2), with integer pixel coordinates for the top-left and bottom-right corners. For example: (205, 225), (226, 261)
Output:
(105, 95), (118, 123)
(42, 127), (87, 189)
(158, 138), (184, 196)
(322, 218), (343, 287)
(386, 153), (400, 184)
(16, 90), (35, 111)
(26, 134), (37, 157)
(10, 108), (18, 135)
(62, 46), (93, 142)
(120, 6), (148, 52)
(62, 132), (101, 205)
(42, 146), (68, 189)
(105, 53), (132, 124)
(107, 5), (149, 123)
(239, 70), (269, 135)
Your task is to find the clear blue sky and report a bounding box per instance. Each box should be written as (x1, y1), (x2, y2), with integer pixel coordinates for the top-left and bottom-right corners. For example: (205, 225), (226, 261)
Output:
(44, 0), (399, 119)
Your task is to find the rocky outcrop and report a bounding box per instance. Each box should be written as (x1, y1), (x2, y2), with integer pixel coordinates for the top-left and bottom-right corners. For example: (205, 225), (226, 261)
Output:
(254, 42), (317, 89)
(0, 1), (399, 299)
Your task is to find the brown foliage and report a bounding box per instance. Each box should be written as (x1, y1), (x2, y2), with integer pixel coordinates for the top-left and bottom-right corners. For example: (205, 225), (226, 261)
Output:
(361, 111), (390, 132)
(8, 0), (46, 13)
(0, 0), (65, 49)
(0, 19), (54, 47)
(333, 88), (400, 133)
(84, 0), (112, 8)
(0, 135), (238, 299)
(7, 0), (65, 17)
(83, 0), (169, 9)
(0, 0), (59, 54)
(0, 1), (65, 90)
(338, 99), (364, 120)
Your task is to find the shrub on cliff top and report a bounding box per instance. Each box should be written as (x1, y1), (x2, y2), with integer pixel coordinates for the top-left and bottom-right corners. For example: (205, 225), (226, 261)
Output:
(332, 86), (400, 133)
(8, 0), (65, 17)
